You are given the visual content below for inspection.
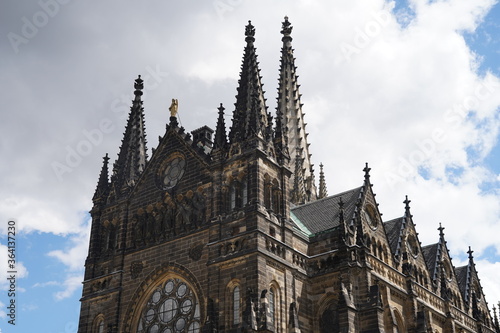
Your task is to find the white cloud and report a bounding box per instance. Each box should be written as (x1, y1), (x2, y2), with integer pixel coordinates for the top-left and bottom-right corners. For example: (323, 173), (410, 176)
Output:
(47, 229), (89, 300)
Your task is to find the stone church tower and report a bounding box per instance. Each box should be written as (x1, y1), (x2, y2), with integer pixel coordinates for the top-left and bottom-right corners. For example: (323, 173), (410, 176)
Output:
(78, 19), (499, 333)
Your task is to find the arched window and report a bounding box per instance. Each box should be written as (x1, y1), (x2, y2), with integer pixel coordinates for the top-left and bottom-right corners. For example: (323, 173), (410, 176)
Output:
(393, 309), (405, 333)
(93, 315), (105, 333)
(319, 303), (339, 333)
(136, 277), (201, 333)
(269, 288), (275, 328)
(97, 321), (104, 333)
(230, 185), (236, 210)
(233, 286), (241, 325)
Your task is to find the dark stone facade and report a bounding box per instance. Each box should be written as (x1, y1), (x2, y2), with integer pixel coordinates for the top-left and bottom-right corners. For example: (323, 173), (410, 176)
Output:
(77, 19), (499, 333)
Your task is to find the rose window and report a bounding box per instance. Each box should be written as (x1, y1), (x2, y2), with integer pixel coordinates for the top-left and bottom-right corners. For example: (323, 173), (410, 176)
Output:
(137, 278), (201, 333)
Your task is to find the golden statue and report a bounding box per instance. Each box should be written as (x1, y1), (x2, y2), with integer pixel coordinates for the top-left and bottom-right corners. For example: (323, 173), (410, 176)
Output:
(169, 98), (178, 117)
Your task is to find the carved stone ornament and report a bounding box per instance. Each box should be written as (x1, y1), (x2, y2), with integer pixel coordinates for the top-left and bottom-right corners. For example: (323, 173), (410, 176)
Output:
(188, 243), (204, 261)
(130, 261), (144, 279)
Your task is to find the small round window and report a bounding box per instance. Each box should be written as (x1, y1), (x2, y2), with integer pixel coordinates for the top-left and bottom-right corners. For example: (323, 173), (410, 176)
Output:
(364, 205), (378, 229)
(407, 234), (419, 257)
(137, 278), (200, 333)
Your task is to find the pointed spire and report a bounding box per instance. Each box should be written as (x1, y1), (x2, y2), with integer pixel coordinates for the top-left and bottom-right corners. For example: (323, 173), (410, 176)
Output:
(229, 21), (269, 145)
(112, 75), (148, 194)
(213, 103), (228, 150)
(318, 163), (328, 199)
(93, 153), (110, 203)
(276, 16), (317, 200)
(291, 149), (306, 205)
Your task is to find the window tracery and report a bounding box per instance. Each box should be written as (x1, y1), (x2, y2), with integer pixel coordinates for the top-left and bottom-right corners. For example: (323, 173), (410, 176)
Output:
(137, 278), (201, 333)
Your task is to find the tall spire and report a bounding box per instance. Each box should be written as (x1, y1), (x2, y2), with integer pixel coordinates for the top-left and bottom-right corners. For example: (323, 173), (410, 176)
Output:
(112, 75), (148, 194)
(318, 163), (328, 199)
(276, 16), (317, 201)
(228, 21), (269, 145)
(92, 153), (110, 204)
(213, 103), (228, 151)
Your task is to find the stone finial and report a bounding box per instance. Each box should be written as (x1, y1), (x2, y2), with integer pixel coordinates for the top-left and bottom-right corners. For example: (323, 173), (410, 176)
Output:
(281, 16), (293, 39)
(133, 75), (144, 102)
(245, 20), (255, 43)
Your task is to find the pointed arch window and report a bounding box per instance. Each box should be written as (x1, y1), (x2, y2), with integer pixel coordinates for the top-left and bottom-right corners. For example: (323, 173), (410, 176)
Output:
(229, 177), (248, 211)
(319, 303), (339, 333)
(97, 321), (104, 333)
(269, 288), (276, 328)
(233, 286), (241, 325)
(93, 315), (105, 333)
(230, 185), (236, 210)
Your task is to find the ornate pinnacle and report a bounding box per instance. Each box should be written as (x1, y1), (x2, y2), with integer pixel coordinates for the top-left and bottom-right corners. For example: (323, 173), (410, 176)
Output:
(281, 16), (293, 41)
(134, 75), (144, 99)
(245, 20), (255, 43)
(318, 163), (327, 199)
(93, 153), (110, 202)
(339, 197), (344, 224)
(213, 103), (228, 150)
(404, 195), (412, 218)
(363, 162), (371, 183)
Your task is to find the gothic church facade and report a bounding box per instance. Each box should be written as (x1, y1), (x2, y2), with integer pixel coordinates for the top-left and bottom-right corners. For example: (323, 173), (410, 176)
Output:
(78, 18), (499, 333)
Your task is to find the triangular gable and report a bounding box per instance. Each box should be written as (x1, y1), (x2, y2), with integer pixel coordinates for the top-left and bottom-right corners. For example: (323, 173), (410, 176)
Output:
(128, 120), (213, 201)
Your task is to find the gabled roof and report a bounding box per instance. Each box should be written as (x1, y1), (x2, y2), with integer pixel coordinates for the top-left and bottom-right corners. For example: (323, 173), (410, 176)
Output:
(421, 243), (439, 280)
(384, 217), (404, 256)
(290, 187), (362, 237)
(455, 265), (469, 300)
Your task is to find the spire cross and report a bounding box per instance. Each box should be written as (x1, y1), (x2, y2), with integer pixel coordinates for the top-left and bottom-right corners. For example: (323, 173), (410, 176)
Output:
(468, 246), (474, 261)
(438, 223), (445, 238)
(363, 162), (371, 181)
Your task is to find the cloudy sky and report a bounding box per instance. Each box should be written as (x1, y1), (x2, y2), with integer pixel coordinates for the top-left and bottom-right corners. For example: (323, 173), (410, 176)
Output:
(1, 0), (499, 331)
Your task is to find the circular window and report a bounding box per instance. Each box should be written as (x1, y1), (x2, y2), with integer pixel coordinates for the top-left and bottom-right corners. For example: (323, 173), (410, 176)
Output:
(364, 205), (378, 229)
(137, 278), (201, 333)
(161, 156), (186, 189)
(407, 234), (419, 257)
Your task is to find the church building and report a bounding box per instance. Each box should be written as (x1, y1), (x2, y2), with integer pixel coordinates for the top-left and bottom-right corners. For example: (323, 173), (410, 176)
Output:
(77, 18), (500, 333)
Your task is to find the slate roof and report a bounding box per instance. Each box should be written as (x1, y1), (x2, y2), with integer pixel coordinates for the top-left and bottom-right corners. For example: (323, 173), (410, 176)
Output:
(383, 217), (404, 257)
(455, 265), (469, 301)
(290, 187), (363, 237)
(421, 243), (439, 280)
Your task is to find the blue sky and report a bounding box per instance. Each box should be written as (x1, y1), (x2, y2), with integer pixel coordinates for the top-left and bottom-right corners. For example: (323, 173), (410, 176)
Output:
(0, 0), (499, 332)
